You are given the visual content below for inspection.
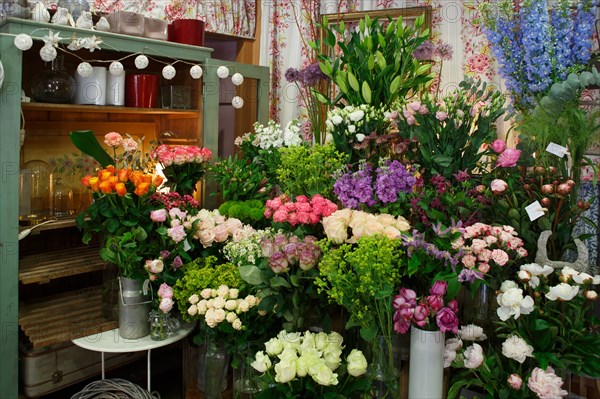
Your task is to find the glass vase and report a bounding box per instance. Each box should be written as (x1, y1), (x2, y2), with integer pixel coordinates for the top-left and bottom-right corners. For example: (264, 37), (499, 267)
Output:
(31, 55), (75, 104)
(369, 335), (400, 399)
(149, 310), (171, 341)
(198, 340), (230, 399)
(233, 341), (262, 399)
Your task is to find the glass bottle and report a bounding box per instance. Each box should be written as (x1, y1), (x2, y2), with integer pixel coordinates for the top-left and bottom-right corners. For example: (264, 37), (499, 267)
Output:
(52, 175), (73, 218)
(21, 159), (52, 222)
(31, 55), (75, 104)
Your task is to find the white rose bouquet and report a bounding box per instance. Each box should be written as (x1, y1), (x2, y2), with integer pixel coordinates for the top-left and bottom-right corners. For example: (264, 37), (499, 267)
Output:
(446, 265), (600, 398)
(251, 330), (370, 398)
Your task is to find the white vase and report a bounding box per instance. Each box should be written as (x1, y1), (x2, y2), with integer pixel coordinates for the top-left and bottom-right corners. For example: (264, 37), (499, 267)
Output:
(408, 326), (444, 399)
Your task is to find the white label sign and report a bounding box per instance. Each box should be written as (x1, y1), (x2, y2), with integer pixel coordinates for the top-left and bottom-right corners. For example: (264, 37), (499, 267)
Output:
(525, 201), (546, 221)
(546, 142), (568, 158)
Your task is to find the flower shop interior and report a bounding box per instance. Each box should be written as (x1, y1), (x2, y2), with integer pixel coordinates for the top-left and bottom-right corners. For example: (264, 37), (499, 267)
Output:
(1, 0), (600, 398)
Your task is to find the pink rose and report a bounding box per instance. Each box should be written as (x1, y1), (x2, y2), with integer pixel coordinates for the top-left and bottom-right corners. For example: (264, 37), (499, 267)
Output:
(213, 224), (230, 242)
(269, 252), (289, 273)
(470, 239), (488, 254)
(308, 212), (321, 224)
(145, 259), (164, 274)
(527, 367), (568, 399)
(462, 253), (477, 268)
(447, 299), (458, 313)
(393, 288), (417, 309)
(296, 195), (309, 203)
(104, 132), (123, 147)
(412, 304), (430, 327)
(167, 225), (186, 243)
(490, 179), (508, 194)
(393, 316), (411, 334)
(159, 297), (174, 313)
(496, 148), (521, 168)
(436, 307), (459, 333)
(490, 139), (507, 154)
(507, 374), (522, 390)
(287, 212), (298, 226)
(296, 211), (310, 224)
(477, 249), (492, 263)
(296, 202), (311, 213)
(151, 209), (167, 223)
(478, 263), (491, 274)
(272, 209), (288, 223)
(430, 281), (448, 296)
(491, 249), (509, 266)
(427, 295), (444, 312)
(158, 283), (173, 299)
(435, 111), (448, 121)
(198, 229), (215, 247)
(284, 202), (296, 212)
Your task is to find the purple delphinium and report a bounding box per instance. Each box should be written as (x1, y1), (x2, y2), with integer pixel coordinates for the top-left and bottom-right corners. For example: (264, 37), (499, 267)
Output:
(413, 40), (436, 60)
(551, 1), (574, 81)
(375, 160), (418, 204)
(285, 67), (301, 83)
(521, 0), (553, 95)
(572, 0), (596, 64)
(333, 163), (377, 209)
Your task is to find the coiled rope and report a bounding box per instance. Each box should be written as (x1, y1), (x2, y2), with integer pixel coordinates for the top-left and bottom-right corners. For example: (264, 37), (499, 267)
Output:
(70, 378), (161, 399)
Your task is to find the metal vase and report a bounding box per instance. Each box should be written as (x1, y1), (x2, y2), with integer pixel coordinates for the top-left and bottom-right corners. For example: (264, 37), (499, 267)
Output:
(118, 276), (151, 339)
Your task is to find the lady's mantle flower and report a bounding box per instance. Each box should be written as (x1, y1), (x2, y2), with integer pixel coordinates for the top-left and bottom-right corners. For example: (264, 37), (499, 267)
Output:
(496, 287), (534, 321)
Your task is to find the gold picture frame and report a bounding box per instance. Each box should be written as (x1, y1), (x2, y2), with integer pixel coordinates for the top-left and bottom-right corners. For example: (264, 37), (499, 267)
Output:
(321, 6), (433, 34)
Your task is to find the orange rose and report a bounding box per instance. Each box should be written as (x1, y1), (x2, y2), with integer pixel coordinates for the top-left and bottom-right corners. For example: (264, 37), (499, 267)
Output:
(99, 180), (113, 194)
(152, 175), (164, 187)
(115, 182), (127, 197)
(106, 165), (116, 175)
(118, 168), (131, 182)
(81, 175), (92, 187)
(141, 174), (153, 184)
(89, 177), (100, 191)
(134, 182), (150, 196)
(99, 170), (113, 182)
(129, 171), (143, 185)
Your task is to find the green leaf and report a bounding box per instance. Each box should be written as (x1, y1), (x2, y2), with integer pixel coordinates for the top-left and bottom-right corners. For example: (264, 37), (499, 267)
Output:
(537, 217), (552, 231)
(70, 130), (114, 168)
(239, 265), (264, 285)
(348, 71), (360, 92)
(390, 75), (402, 95)
(360, 325), (378, 341)
(319, 60), (333, 77)
(270, 276), (291, 288)
(362, 81), (372, 104)
(313, 91), (329, 104)
(335, 74), (350, 95)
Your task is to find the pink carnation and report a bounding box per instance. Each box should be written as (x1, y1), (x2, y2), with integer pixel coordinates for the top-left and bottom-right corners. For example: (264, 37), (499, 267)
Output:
(104, 132), (123, 147)
(159, 297), (174, 313)
(121, 137), (138, 152)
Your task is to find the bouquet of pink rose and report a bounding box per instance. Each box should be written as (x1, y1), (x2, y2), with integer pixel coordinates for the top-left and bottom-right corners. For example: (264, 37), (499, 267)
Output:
(456, 222), (528, 289)
(152, 144), (212, 195)
(392, 280), (459, 334)
(264, 194), (338, 236)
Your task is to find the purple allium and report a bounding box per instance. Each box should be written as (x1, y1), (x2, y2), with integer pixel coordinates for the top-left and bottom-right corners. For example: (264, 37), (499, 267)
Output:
(435, 42), (453, 61)
(300, 62), (328, 87)
(413, 40), (436, 60)
(285, 67), (301, 83)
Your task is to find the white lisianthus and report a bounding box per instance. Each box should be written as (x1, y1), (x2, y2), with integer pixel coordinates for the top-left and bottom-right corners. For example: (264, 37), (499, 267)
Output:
(265, 337), (284, 356)
(346, 349), (368, 376)
(355, 133), (365, 142)
(348, 124), (356, 133)
(458, 324), (487, 341)
(274, 360), (297, 383)
(497, 288), (534, 321)
(331, 115), (343, 125)
(546, 283), (579, 301)
(349, 110), (365, 122)
(251, 351), (272, 373)
(502, 335), (534, 363)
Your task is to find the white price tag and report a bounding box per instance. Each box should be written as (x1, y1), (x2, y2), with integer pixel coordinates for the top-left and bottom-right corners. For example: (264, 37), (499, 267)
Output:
(183, 239), (191, 252)
(546, 142), (568, 158)
(525, 201), (546, 221)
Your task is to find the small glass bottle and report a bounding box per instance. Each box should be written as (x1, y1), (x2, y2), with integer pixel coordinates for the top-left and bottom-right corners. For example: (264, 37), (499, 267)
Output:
(52, 176), (73, 218)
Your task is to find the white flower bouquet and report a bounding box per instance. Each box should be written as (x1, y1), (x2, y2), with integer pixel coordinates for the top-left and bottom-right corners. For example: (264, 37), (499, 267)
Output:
(250, 330), (371, 398)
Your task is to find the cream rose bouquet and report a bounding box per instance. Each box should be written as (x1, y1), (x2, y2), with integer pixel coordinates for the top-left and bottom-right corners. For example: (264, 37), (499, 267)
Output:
(321, 209), (410, 245)
(251, 330), (370, 398)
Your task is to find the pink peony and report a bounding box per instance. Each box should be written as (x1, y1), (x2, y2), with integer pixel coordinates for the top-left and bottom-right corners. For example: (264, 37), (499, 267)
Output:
(393, 316), (411, 334)
(463, 343), (484, 369)
(491, 249), (509, 266)
(496, 148), (521, 168)
(167, 225), (186, 243)
(295, 195), (309, 203)
(308, 212), (321, 224)
(213, 224), (230, 242)
(508, 374), (523, 390)
(436, 307), (459, 333)
(491, 139), (507, 154)
(430, 281), (448, 296)
(104, 132), (123, 147)
(491, 179), (508, 194)
(527, 367), (568, 399)
(159, 297), (174, 313)
(158, 283), (173, 299)
(393, 288), (417, 309)
(151, 209), (167, 223)
(296, 211), (310, 224)
(284, 202), (296, 212)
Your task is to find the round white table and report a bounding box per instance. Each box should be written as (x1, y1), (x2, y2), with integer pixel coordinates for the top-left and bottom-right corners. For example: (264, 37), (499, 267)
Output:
(72, 323), (195, 391)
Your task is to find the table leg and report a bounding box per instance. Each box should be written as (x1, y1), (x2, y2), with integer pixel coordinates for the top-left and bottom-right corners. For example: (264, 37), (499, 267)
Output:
(100, 352), (104, 379)
(147, 349), (152, 391)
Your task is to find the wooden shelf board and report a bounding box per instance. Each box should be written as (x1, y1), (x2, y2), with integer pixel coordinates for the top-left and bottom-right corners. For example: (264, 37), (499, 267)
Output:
(22, 102), (200, 115)
(19, 217), (77, 232)
(19, 286), (117, 348)
(19, 245), (104, 285)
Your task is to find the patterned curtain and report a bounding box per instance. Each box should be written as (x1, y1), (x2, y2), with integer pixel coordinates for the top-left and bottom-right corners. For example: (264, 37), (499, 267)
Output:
(260, 0), (502, 125)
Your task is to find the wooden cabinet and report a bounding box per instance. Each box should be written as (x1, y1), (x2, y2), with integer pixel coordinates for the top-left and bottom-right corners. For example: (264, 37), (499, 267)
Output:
(0, 18), (269, 398)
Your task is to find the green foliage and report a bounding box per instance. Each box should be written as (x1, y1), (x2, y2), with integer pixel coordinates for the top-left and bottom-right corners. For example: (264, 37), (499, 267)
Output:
(70, 130), (114, 168)
(218, 200), (266, 226)
(209, 155), (272, 201)
(311, 14), (434, 107)
(100, 228), (148, 280)
(276, 144), (347, 199)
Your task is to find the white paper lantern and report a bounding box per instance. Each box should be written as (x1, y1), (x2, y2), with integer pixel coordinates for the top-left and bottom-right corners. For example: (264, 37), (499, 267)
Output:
(0, 60), (4, 90)
(39, 44), (57, 62)
(190, 65), (203, 79)
(232, 96), (244, 109)
(217, 65), (229, 79)
(77, 62), (93, 78)
(14, 34), (33, 51)
(162, 65), (176, 80)
(231, 73), (244, 86)
(109, 61), (124, 76)
(135, 55), (149, 69)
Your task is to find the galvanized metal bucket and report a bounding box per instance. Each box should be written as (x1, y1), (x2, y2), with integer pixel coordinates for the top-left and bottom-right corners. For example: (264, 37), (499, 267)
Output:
(118, 277), (152, 339)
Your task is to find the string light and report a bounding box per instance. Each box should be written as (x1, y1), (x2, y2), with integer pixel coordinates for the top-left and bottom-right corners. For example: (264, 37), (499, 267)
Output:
(109, 61), (124, 76)
(39, 44), (57, 62)
(217, 65), (229, 79)
(14, 34), (33, 51)
(135, 54), (149, 69)
(162, 65), (176, 80)
(232, 96), (244, 109)
(77, 62), (93, 77)
(190, 65), (203, 79)
(231, 72), (244, 86)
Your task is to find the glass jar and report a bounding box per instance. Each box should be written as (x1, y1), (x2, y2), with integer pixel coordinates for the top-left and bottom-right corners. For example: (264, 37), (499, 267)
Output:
(21, 160), (52, 222)
(51, 175), (73, 218)
(31, 55), (75, 104)
(149, 310), (181, 341)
